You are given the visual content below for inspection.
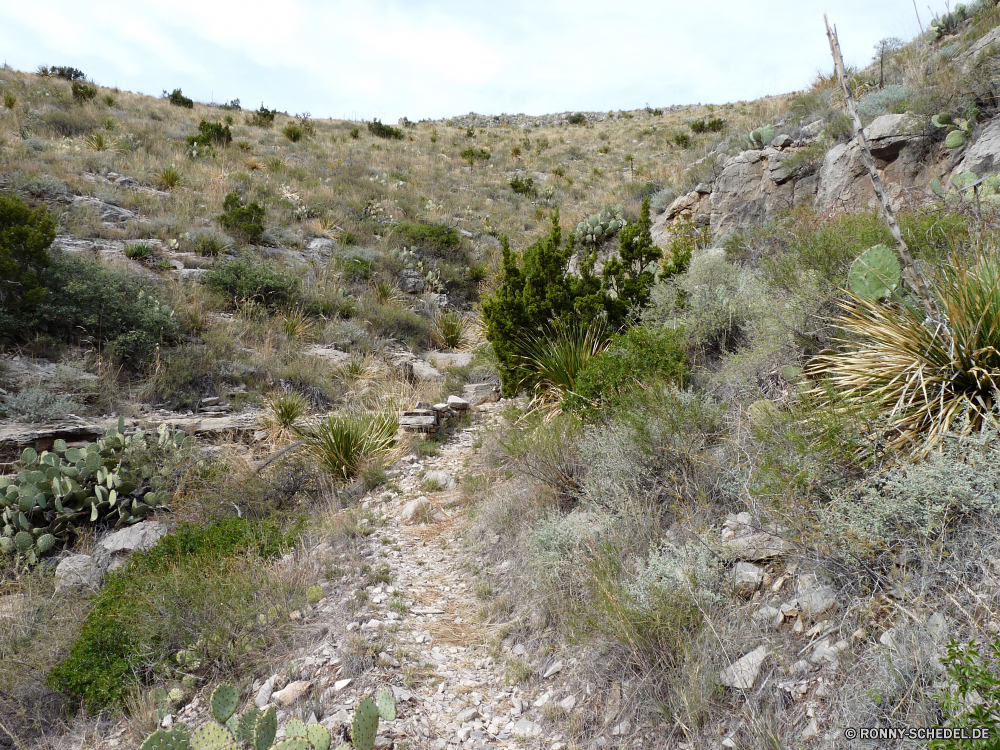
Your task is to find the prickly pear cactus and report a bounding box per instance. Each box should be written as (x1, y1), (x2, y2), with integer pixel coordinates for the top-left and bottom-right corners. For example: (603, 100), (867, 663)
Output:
(236, 707), (261, 744)
(271, 740), (311, 750)
(190, 722), (234, 750)
(306, 724), (332, 750)
(139, 727), (192, 750)
(306, 585), (324, 604)
(350, 698), (380, 750)
(848, 244), (901, 299)
(210, 684), (240, 724)
(946, 129), (968, 149)
(284, 719), (308, 739)
(253, 706), (277, 750)
(575, 204), (626, 246)
(932, 112), (953, 128)
(375, 688), (396, 722)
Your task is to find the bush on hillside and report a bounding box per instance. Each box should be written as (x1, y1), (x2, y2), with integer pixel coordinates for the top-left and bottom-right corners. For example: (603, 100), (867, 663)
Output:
(216, 191), (265, 244)
(246, 105), (277, 128)
(204, 257), (300, 310)
(70, 82), (97, 104)
(165, 88), (194, 108)
(689, 117), (725, 133)
(0, 193), (55, 316)
(40, 110), (97, 137)
(187, 120), (232, 148)
(367, 119), (404, 140)
(460, 147), (491, 167)
(40, 66), (86, 81)
(394, 221), (461, 259)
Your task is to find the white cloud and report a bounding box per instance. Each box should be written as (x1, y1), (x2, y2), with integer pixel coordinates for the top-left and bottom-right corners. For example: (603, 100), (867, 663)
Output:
(1, 0), (948, 121)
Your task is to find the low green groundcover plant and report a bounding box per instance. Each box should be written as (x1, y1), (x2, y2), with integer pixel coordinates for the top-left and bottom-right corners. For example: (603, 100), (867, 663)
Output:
(48, 517), (302, 710)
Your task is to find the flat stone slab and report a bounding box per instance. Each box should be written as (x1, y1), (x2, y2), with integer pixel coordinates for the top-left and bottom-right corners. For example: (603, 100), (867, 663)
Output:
(720, 645), (770, 689)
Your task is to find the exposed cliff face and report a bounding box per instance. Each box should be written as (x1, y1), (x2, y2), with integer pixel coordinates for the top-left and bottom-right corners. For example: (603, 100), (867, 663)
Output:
(653, 112), (1000, 245)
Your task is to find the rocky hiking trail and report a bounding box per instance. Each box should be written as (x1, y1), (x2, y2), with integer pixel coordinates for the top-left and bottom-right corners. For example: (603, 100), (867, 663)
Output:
(121, 398), (581, 750)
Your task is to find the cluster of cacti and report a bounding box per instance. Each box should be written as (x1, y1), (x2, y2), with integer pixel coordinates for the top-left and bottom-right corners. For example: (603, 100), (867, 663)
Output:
(932, 112), (974, 149)
(929, 4), (970, 39)
(575, 204), (626, 245)
(930, 171), (1000, 204)
(140, 683), (397, 750)
(742, 125), (775, 149)
(848, 244), (901, 299)
(0, 420), (194, 562)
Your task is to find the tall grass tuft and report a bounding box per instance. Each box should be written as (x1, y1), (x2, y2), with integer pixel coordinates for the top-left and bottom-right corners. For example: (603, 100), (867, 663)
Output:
(812, 250), (1000, 452)
(300, 410), (399, 480)
(263, 391), (309, 444)
(429, 309), (472, 351)
(517, 319), (609, 417)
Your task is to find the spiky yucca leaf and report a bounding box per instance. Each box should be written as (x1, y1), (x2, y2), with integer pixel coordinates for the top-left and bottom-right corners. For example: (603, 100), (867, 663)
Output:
(517, 319), (609, 418)
(280, 310), (315, 341)
(812, 251), (1000, 452)
(263, 391), (309, 444)
(299, 410), (398, 479)
(429, 309), (473, 351)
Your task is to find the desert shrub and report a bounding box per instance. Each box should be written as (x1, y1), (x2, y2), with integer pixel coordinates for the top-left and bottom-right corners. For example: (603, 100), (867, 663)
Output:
(501, 412), (584, 504)
(0, 192), (55, 316)
(187, 120), (232, 148)
(40, 109), (97, 137)
(650, 186), (678, 214)
(934, 635), (1000, 749)
(147, 333), (246, 410)
(2, 254), (179, 367)
(246, 105), (277, 127)
(14, 172), (71, 200)
(47, 518), (300, 710)
(165, 88), (194, 108)
(216, 191), (265, 244)
(689, 117), (725, 133)
(856, 84), (911, 122)
(70, 81), (97, 104)
(300, 410), (398, 480)
(0, 387), (81, 422)
(283, 123), (304, 142)
(365, 302), (430, 347)
(460, 146), (491, 167)
(204, 257), (300, 309)
(824, 110), (854, 142)
(509, 175), (537, 196)
(43, 66), (86, 81)
(567, 325), (688, 415)
(186, 227), (231, 256)
(367, 119), (404, 140)
(673, 132), (692, 148)
(567, 113), (586, 125)
(394, 221), (461, 259)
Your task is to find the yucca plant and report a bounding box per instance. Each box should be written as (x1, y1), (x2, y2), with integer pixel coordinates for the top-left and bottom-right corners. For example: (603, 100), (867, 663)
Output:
(280, 309), (315, 341)
(299, 410), (398, 480)
(370, 277), (402, 305)
(263, 391), (309, 444)
(84, 130), (116, 152)
(429, 309), (472, 351)
(155, 165), (183, 190)
(517, 318), (609, 417)
(812, 250), (1000, 453)
(4, 91), (17, 109)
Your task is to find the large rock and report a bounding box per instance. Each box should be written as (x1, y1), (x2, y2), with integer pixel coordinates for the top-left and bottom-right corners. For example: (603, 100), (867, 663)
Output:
(401, 497), (432, 524)
(98, 520), (167, 556)
(462, 383), (499, 406)
(955, 117), (1000, 177)
(423, 470), (457, 489)
(71, 196), (138, 223)
(400, 270), (425, 294)
(54, 554), (104, 594)
(411, 360), (443, 382)
(720, 645), (770, 689)
(427, 352), (473, 370)
(709, 150), (794, 237)
(733, 562), (764, 598)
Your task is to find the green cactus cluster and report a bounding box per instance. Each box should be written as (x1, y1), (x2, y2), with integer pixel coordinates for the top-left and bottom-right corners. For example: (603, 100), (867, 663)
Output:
(931, 112), (973, 149)
(742, 125), (775, 149)
(930, 171), (1000, 204)
(575, 204), (626, 246)
(139, 683), (397, 750)
(0, 420), (195, 563)
(847, 244), (901, 299)
(929, 4), (969, 39)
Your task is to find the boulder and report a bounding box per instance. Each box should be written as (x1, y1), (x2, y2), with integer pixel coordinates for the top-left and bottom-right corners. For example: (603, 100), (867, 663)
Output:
(955, 117), (1000, 177)
(428, 352), (473, 370)
(446, 395), (470, 410)
(709, 150), (793, 237)
(54, 554), (104, 594)
(462, 383), (499, 406)
(411, 360), (443, 382)
(722, 531), (790, 562)
(98, 520), (168, 557)
(400, 270), (425, 294)
(401, 497), (431, 524)
(423, 470), (457, 489)
(71, 196), (137, 223)
(733, 562), (764, 598)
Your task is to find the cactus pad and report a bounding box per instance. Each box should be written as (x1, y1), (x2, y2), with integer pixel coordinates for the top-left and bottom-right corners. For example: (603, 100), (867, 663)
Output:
(848, 244), (900, 299)
(306, 585), (324, 604)
(306, 724), (331, 750)
(190, 722), (234, 750)
(139, 728), (192, 750)
(271, 740), (311, 750)
(210, 684), (239, 724)
(375, 688), (396, 721)
(236, 707), (261, 744)
(253, 706), (277, 750)
(946, 130), (968, 149)
(351, 698), (380, 750)
(285, 719), (308, 739)
(932, 113), (953, 128)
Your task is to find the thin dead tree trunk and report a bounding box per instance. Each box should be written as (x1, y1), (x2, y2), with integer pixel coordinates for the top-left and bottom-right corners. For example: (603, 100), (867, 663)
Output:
(824, 15), (947, 336)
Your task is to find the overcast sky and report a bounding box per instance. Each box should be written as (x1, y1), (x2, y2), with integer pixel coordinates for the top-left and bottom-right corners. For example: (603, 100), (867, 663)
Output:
(2, 1), (951, 122)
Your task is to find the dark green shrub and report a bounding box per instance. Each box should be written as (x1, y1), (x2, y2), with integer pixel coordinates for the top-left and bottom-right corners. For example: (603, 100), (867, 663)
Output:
(0, 193), (55, 316)
(567, 325), (688, 414)
(394, 222), (460, 258)
(283, 123), (304, 142)
(673, 132), (692, 148)
(216, 191), (265, 244)
(246, 105), (277, 128)
(460, 147), (490, 167)
(349, 126), (360, 139)
(43, 66), (86, 81)
(689, 117), (725, 133)
(204, 257), (300, 309)
(70, 82), (97, 104)
(187, 120), (232, 148)
(2, 255), (180, 367)
(599, 195), (663, 327)
(367, 119), (404, 140)
(568, 113), (586, 125)
(932, 636), (1000, 749)
(510, 176), (537, 196)
(47, 518), (299, 710)
(165, 88), (194, 108)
